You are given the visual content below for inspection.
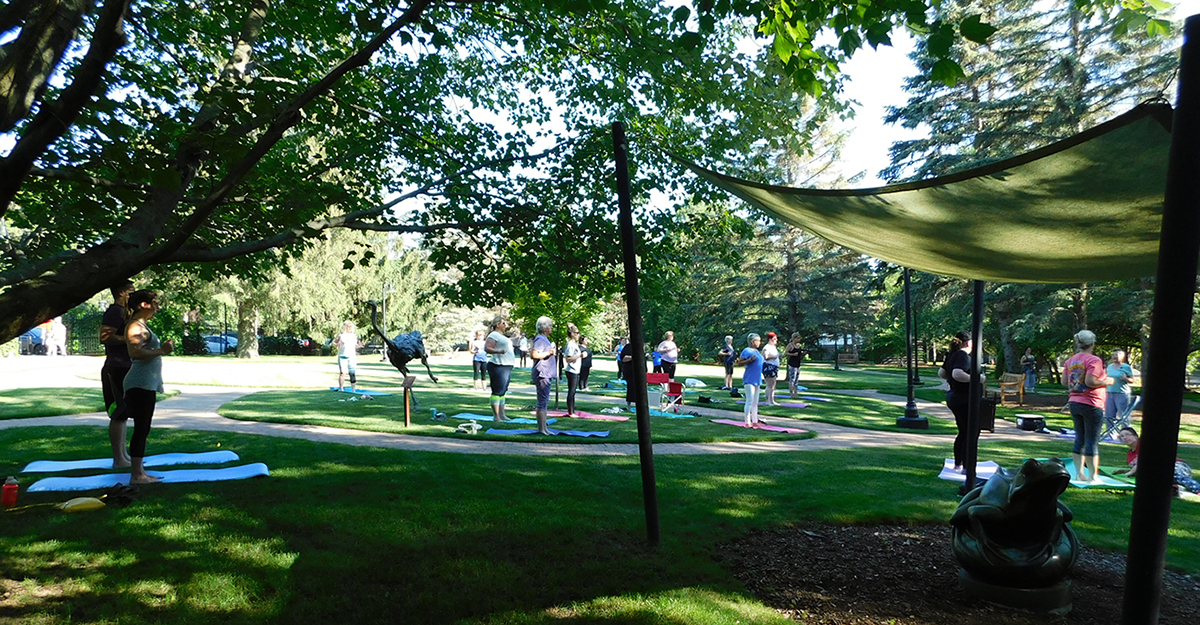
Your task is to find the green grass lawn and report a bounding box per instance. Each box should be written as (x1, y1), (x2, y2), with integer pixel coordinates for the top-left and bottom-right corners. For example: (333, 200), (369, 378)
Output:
(0, 388), (179, 420)
(1, 427), (1197, 624)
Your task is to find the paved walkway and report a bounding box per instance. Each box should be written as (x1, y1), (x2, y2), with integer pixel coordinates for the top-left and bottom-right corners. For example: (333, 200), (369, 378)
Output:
(0, 356), (1048, 456)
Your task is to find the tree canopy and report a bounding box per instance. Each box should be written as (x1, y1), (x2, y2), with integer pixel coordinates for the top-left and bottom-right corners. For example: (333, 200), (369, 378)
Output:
(0, 0), (1167, 345)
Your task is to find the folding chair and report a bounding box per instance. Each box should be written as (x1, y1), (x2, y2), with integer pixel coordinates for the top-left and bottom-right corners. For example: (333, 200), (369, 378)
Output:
(663, 381), (684, 413)
(646, 373), (669, 410)
(1103, 395), (1141, 441)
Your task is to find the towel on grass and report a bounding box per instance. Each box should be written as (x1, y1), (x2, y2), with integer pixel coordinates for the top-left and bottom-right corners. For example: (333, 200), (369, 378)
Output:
(330, 387), (393, 396)
(938, 459), (1001, 482)
(484, 428), (609, 438)
(543, 410), (630, 422)
(27, 463), (270, 492)
(709, 419), (807, 434)
(23, 450), (240, 474)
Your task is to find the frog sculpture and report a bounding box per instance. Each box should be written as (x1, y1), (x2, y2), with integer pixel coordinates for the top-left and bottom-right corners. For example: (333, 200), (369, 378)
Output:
(951, 457), (1078, 588)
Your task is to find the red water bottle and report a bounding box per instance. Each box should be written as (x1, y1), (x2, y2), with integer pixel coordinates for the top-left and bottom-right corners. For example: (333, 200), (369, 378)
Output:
(1, 476), (17, 508)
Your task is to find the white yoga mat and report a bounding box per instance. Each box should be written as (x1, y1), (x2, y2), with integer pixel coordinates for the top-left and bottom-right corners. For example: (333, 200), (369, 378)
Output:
(22, 450), (240, 474)
(27, 463), (270, 492)
(938, 459), (1001, 482)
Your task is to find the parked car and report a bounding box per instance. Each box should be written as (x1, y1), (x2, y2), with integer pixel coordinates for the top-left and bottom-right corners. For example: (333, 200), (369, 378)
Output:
(203, 333), (238, 355)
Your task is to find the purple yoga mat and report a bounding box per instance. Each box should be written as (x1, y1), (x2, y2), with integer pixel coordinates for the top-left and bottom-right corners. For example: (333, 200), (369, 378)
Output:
(710, 418), (807, 434)
(485, 428), (610, 438)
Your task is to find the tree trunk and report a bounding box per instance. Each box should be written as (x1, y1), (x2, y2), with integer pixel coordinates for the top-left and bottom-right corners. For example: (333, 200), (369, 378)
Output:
(236, 299), (260, 359)
(994, 302), (1019, 373)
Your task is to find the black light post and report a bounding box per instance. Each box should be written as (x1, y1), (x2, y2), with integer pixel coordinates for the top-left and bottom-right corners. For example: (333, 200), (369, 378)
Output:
(911, 272), (923, 385)
(897, 268), (928, 429)
(1122, 15), (1200, 624)
(612, 121), (660, 547)
(959, 279), (985, 497)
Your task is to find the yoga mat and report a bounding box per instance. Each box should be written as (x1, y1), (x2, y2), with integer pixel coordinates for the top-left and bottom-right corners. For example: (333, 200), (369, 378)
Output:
(735, 400), (810, 409)
(508, 417), (556, 425)
(23, 450), (240, 474)
(799, 396), (833, 402)
(27, 463), (271, 492)
(544, 410), (629, 422)
(330, 387), (393, 396)
(709, 419), (807, 434)
(484, 428), (609, 438)
(451, 413), (497, 421)
(938, 459), (1001, 482)
(629, 407), (696, 418)
(1059, 459), (1134, 489)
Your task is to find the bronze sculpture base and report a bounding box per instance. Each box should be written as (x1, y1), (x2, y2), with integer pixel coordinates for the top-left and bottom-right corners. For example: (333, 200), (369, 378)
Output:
(959, 569), (1072, 615)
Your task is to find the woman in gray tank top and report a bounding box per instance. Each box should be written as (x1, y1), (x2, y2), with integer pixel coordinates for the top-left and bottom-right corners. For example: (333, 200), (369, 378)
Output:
(123, 290), (175, 484)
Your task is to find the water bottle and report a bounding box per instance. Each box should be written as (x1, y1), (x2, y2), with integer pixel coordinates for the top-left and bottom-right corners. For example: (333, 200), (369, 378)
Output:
(1, 476), (17, 508)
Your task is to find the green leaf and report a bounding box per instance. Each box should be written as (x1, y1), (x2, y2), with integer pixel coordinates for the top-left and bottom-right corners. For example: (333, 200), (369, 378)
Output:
(930, 58), (965, 86)
(1146, 0), (1173, 12)
(677, 32), (703, 50)
(342, 259), (355, 270)
(773, 33), (799, 65)
(1146, 18), (1171, 38)
(672, 6), (690, 23)
(959, 14), (997, 44)
(926, 23), (955, 58)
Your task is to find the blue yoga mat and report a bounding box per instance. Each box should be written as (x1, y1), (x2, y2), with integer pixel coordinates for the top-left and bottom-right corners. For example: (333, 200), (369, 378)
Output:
(1059, 458), (1133, 489)
(800, 396), (832, 402)
(485, 428), (609, 438)
(627, 407), (696, 418)
(27, 463), (271, 492)
(449, 413), (556, 425)
(23, 450), (240, 474)
(330, 387), (394, 396)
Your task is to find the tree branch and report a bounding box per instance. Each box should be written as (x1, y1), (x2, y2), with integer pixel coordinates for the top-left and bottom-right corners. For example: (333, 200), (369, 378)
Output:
(0, 0), (131, 218)
(0, 0), (91, 131)
(29, 166), (149, 192)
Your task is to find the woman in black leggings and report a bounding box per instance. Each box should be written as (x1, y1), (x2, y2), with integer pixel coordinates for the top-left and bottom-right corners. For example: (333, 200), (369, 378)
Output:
(938, 331), (973, 474)
(123, 290), (175, 484)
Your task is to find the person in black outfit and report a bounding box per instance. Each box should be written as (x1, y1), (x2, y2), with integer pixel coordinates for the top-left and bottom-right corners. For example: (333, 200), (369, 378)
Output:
(939, 331), (978, 473)
(99, 279), (135, 468)
(578, 336), (593, 390)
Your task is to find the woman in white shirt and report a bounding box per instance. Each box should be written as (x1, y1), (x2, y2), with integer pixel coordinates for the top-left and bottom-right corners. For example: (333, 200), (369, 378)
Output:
(564, 323), (583, 416)
(484, 315), (515, 422)
(761, 332), (782, 406)
(470, 330), (488, 391)
(335, 321), (358, 393)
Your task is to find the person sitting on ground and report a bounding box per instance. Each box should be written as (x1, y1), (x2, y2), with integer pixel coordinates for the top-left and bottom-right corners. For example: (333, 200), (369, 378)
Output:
(1116, 426), (1200, 494)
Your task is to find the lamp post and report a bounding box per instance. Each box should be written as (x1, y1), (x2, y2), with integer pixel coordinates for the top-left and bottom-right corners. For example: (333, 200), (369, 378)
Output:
(897, 268), (928, 429)
(911, 272), (923, 385)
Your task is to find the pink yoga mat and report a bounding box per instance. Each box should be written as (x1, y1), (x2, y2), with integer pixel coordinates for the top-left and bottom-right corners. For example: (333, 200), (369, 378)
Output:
(710, 418), (807, 434)
(535, 410), (630, 422)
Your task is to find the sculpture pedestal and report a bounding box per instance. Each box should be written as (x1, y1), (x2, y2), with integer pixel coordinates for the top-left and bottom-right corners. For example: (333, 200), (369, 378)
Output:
(959, 569), (1072, 615)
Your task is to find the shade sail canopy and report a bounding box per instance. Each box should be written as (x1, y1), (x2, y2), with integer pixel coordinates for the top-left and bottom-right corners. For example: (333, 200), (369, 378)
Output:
(676, 103), (1173, 283)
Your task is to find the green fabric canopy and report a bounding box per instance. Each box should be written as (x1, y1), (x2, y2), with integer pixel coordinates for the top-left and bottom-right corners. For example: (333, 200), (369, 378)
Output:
(676, 103), (1174, 283)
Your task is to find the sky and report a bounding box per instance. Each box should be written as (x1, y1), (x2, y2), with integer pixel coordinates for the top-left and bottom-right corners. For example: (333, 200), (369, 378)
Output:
(836, 1), (1200, 186)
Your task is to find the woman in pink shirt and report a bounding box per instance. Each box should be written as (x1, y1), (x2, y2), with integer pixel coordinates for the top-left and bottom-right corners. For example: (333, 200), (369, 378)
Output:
(1063, 330), (1112, 483)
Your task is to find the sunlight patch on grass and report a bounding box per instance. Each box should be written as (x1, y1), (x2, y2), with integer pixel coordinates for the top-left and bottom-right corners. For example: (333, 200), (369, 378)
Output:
(126, 579), (177, 608)
(182, 572), (258, 611)
(545, 588), (794, 625)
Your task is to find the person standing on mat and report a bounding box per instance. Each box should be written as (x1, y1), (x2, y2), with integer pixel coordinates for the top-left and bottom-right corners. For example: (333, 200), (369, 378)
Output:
(531, 316), (557, 435)
(578, 336), (593, 390)
(1020, 348), (1038, 393)
(938, 331), (978, 474)
(100, 279), (135, 467)
(335, 321), (359, 393)
(470, 329), (488, 391)
(123, 290), (175, 485)
(762, 331), (782, 406)
(1105, 349), (1134, 437)
(484, 315), (514, 423)
(719, 335), (736, 390)
(620, 337), (636, 407)
(563, 323), (582, 417)
(518, 333), (531, 369)
(785, 332), (804, 398)
(1064, 329), (1111, 483)
(656, 331), (679, 381)
(735, 333), (763, 426)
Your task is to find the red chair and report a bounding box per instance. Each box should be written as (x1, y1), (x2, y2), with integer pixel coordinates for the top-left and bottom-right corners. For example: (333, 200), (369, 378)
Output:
(663, 381), (684, 413)
(646, 373), (669, 411)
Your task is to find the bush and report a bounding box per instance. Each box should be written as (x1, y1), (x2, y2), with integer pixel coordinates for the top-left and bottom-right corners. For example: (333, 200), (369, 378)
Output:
(258, 335), (320, 356)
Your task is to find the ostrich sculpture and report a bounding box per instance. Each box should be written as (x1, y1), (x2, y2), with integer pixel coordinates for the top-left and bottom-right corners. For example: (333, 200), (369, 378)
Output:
(367, 301), (439, 403)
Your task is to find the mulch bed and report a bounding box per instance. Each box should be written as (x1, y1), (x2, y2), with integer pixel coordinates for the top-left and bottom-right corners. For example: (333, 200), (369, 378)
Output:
(718, 523), (1200, 624)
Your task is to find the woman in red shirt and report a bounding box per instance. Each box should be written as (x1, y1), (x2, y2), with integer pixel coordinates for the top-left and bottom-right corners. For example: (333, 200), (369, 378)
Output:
(1062, 330), (1111, 483)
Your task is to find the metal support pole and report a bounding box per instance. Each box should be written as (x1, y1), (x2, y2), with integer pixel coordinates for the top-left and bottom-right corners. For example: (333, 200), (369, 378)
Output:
(897, 268), (928, 428)
(960, 280), (985, 496)
(911, 274), (923, 385)
(613, 121), (660, 547)
(1122, 15), (1200, 625)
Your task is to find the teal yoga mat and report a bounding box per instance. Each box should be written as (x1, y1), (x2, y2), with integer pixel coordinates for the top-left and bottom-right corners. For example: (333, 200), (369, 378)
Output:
(1059, 458), (1134, 489)
(23, 450), (240, 474)
(330, 387), (394, 396)
(450, 413), (555, 425)
(27, 463), (271, 492)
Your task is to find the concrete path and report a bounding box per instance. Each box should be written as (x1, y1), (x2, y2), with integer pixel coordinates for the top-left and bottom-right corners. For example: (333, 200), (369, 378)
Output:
(0, 356), (1051, 456)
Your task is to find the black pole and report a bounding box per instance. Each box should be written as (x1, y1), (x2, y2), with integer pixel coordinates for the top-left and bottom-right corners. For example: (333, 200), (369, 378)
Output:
(911, 273), (923, 385)
(897, 268), (928, 428)
(1122, 16), (1200, 624)
(613, 121), (660, 547)
(960, 280), (985, 496)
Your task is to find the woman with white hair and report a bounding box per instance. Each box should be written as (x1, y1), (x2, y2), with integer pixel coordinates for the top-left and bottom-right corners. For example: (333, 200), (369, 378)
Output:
(734, 333), (763, 426)
(530, 316), (557, 435)
(1063, 329), (1112, 483)
(1105, 349), (1134, 436)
